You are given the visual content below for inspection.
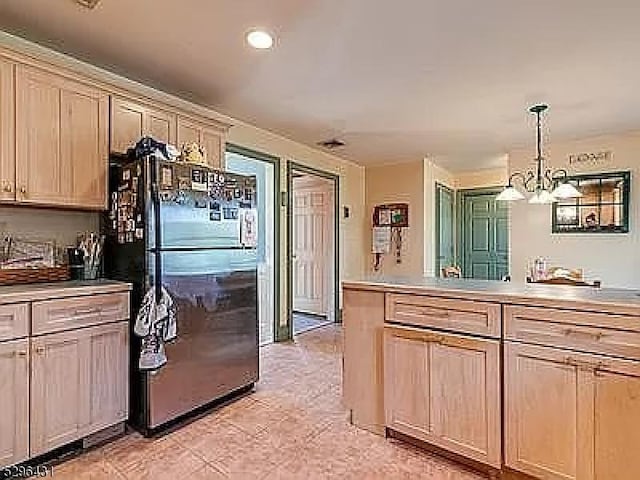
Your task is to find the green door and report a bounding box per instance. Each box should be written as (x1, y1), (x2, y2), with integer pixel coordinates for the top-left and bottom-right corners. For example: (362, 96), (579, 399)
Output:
(461, 191), (509, 280)
(435, 184), (455, 274)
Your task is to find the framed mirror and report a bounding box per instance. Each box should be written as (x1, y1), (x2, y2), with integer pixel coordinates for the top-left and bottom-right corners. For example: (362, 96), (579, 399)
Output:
(552, 171), (630, 233)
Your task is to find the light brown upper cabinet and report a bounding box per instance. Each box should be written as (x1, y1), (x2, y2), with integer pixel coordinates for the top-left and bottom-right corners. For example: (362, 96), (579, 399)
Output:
(176, 115), (225, 168)
(110, 97), (176, 153)
(15, 65), (109, 210)
(0, 58), (15, 202)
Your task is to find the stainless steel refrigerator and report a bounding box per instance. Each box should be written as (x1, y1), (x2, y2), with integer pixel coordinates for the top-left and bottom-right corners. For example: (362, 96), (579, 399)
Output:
(104, 155), (259, 434)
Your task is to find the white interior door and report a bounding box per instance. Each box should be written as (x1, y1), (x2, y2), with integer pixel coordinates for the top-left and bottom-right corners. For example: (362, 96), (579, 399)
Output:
(293, 175), (333, 317)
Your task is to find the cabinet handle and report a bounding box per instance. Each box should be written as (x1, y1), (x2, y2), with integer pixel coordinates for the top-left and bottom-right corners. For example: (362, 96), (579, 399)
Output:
(2, 182), (12, 193)
(426, 334), (446, 344)
(564, 356), (607, 371)
(563, 328), (603, 341)
(19, 186), (27, 195)
(35, 346), (45, 355)
(16, 350), (28, 357)
(75, 308), (100, 316)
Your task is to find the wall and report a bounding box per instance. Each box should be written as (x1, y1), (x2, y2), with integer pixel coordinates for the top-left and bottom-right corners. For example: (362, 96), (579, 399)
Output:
(509, 130), (640, 288)
(365, 161), (424, 276)
(364, 159), (505, 278)
(455, 167), (507, 190)
(0, 31), (366, 330)
(0, 207), (99, 247)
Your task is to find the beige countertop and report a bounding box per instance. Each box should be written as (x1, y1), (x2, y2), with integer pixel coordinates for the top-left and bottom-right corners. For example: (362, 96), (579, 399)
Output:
(0, 279), (132, 305)
(343, 276), (640, 316)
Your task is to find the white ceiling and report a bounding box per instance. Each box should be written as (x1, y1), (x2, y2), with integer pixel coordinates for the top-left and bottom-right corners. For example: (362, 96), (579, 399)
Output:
(1, 0), (640, 171)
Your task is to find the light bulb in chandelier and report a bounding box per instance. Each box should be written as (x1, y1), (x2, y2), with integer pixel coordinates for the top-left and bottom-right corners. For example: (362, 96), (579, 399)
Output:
(528, 189), (555, 205)
(551, 182), (583, 199)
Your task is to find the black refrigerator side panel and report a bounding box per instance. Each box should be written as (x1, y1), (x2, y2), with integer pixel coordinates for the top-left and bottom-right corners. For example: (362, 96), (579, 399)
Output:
(102, 156), (149, 430)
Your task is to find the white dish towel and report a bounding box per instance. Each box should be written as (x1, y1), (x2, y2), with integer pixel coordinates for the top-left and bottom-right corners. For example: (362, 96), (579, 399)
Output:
(135, 286), (177, 371)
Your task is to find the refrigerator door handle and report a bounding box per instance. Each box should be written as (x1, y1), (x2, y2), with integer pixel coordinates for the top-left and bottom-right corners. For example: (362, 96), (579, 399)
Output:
(149, 155), (163, 302)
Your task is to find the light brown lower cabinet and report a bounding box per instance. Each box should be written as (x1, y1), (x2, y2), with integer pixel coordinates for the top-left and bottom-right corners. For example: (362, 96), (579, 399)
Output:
(30, 322), (128, 457)
(505, 342), (640, 480)
(384, 324), (501, 468)
(0, 339), (29, 468)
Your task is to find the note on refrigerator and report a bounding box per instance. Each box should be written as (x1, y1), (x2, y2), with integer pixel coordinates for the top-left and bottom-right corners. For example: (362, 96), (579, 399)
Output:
(240, 209), (258, 247)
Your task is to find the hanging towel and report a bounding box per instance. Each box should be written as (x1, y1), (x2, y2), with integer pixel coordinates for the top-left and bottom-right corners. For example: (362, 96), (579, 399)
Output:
(135, 287), (177, 371)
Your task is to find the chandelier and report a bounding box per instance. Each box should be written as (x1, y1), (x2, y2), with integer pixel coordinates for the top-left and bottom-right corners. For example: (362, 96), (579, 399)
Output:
(497, 104), (582, 204)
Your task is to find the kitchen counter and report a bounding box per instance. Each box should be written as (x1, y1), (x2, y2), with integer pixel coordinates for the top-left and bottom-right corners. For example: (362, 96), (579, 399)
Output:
(343, 276), (640, 316)
(0, 279), (132, 305)
(343, 276), (640, 477)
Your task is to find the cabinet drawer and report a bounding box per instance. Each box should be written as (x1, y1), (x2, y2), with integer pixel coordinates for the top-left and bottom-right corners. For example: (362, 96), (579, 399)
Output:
(0, 303), (29, 341)
(385, 293), (501, 337)
(504, 305), (640, 361)
(32, 292), (129, 335)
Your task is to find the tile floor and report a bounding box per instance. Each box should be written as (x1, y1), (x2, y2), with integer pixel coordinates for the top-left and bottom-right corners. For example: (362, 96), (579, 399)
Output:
(292, 311), (333, 335)
(50, 325), (485, 479)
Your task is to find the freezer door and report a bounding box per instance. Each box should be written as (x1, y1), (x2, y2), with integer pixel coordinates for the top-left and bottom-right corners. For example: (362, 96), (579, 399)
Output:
(148, 161), (257, 250)
(145, 250), (258, 429)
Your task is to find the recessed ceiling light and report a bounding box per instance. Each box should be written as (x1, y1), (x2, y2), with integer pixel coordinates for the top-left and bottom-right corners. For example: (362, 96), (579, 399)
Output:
(246, 30), (274, 49)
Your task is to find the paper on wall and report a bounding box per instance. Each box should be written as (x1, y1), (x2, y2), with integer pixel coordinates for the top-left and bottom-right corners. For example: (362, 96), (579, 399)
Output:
(372, 226), (391, 254)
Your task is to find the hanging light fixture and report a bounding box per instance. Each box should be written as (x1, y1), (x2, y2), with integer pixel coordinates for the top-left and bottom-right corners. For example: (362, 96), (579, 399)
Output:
(497, 104), (582, 204)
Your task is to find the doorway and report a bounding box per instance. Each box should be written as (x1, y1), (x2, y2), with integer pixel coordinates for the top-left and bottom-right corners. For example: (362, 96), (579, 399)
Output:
(458, 188), (509, 280)
(287, 163), (339, 338)
(225, 145), (280, 345)
(435, 183), (455, 275)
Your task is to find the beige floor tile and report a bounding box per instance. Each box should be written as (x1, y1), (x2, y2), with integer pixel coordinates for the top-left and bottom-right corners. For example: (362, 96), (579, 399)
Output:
(50, 325), (488, 480)
(115, 446), (208, 480)
(183, 420), (253, 464)
(49, 456), (126, 480)
(189, 464), (229, 479)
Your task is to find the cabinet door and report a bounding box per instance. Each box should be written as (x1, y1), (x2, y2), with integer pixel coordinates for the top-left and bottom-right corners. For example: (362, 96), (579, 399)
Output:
(110, 97), (144, 154)
(385, 325), (501, 467)
(430, 333), (501, 467)
(0, 339), (29, 468)
(176, 116), (201, 147)
(384, 325), (432, 440)
(592, 357), (640, 479)
(87, 322), (129, 432)
(30, 329), (89, 456)
(15, 65), (108, 209)
(505, 342), (590, 480)
(0, 58), (15, 201)
(201, 126), (223, 168)
(15, 66), (62, 205)
(146, 108), (176, 146)
(61, 87), (109, 209)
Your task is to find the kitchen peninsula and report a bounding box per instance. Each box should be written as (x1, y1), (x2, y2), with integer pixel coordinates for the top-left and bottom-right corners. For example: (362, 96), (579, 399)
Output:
(343, 276), (640, 479)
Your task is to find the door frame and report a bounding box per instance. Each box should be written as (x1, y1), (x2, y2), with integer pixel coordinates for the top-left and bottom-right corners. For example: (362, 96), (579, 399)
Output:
(286, 161), (340, 341)
(457, 186), (504, 278)
(434, 182), (455, 275)
(225, 143), (282, 342)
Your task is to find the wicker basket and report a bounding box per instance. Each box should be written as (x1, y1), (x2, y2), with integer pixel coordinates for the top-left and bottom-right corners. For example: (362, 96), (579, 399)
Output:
(0, 266), (70, 286)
